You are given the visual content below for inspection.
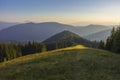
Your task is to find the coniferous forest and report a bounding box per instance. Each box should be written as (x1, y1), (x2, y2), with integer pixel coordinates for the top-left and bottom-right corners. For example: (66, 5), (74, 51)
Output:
(0, 39), (98, 62)
(99, 27), (120, 53)
(0, 42), (46, 62)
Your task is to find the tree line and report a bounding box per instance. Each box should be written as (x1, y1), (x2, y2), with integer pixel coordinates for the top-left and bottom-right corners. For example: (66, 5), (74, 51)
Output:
(45, 36), (99, 51)
(0, 40), (80, 62)
(0, 42), (46, 62)
(0, 38), (98, 62)
(99, 27), (120, 53)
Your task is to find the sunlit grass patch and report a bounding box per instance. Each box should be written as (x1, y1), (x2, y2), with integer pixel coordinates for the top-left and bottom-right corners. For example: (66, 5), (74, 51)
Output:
(0, 45), (86, 66)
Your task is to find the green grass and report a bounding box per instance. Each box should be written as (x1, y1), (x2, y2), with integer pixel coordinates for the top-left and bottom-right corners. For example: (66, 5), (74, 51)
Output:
(0, 45), (120, 80)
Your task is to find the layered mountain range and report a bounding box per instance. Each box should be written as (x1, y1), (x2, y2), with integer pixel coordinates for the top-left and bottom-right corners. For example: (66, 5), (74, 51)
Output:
(0, 22), (112, 42)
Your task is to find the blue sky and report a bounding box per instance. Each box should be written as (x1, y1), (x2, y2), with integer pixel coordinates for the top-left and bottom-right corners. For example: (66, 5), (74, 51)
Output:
(0, 0), (120, 25)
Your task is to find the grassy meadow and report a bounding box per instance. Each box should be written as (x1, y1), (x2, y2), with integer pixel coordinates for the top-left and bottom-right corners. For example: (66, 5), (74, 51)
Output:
(0, 45), (120, 80)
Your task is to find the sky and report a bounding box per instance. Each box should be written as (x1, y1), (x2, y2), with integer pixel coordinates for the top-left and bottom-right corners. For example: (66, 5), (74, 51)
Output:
(0, 0), (120, 25)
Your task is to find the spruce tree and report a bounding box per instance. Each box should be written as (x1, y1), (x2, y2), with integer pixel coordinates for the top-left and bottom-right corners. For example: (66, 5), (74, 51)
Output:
(105, 26), (120, 53)
(111, 27), (120, 53)
(105, 37), (112, 50)
(98, 40), (105, 49)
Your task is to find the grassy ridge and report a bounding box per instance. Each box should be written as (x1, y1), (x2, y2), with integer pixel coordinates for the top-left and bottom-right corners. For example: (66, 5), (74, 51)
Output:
(0, 45), (120, 80)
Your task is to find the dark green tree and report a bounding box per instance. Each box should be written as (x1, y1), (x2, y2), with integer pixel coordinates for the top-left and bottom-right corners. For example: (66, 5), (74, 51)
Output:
(98, 40), (105, 49)
(104, 26), (120, 53)
(105, 37), (112, 50)
(111, 27), (120, 53)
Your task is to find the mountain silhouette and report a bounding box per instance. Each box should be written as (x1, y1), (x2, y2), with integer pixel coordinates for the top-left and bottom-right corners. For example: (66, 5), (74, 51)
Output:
(0, 22), (111, 42)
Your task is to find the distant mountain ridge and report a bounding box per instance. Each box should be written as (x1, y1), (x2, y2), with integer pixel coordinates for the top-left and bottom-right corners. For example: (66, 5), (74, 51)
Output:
(85, 29), (112, 41)
(0, 21), (18, 30)
(0, 22), (112, 42)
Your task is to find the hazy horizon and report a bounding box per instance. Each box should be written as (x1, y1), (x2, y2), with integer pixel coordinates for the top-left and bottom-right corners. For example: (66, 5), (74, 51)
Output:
(0, 0), (120, 26)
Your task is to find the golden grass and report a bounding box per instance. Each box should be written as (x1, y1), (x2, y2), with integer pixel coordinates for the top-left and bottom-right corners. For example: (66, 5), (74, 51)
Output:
(0, 45), (87, 67)
(61, 45), (87, 50)
(45, 45), (87, 54)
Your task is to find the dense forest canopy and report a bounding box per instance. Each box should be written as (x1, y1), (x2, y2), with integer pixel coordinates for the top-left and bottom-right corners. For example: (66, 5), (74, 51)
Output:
(99, 27), (120, 53)
(0, 42), (46, 62)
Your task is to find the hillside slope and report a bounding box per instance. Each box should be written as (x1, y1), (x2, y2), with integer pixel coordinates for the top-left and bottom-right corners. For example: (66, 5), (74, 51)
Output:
(0, 45), (120, 80)
(43, 30), (81, 43)
(43, 31), (98, 48)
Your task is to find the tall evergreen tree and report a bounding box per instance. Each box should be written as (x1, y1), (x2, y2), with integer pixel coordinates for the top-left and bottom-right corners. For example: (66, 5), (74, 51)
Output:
(105, 27), (115, 50)
(105, 26), (120, 53)
(105, 37), (112, 50)
(111, 27), (120, 53)
(98, 40), (105, 49)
